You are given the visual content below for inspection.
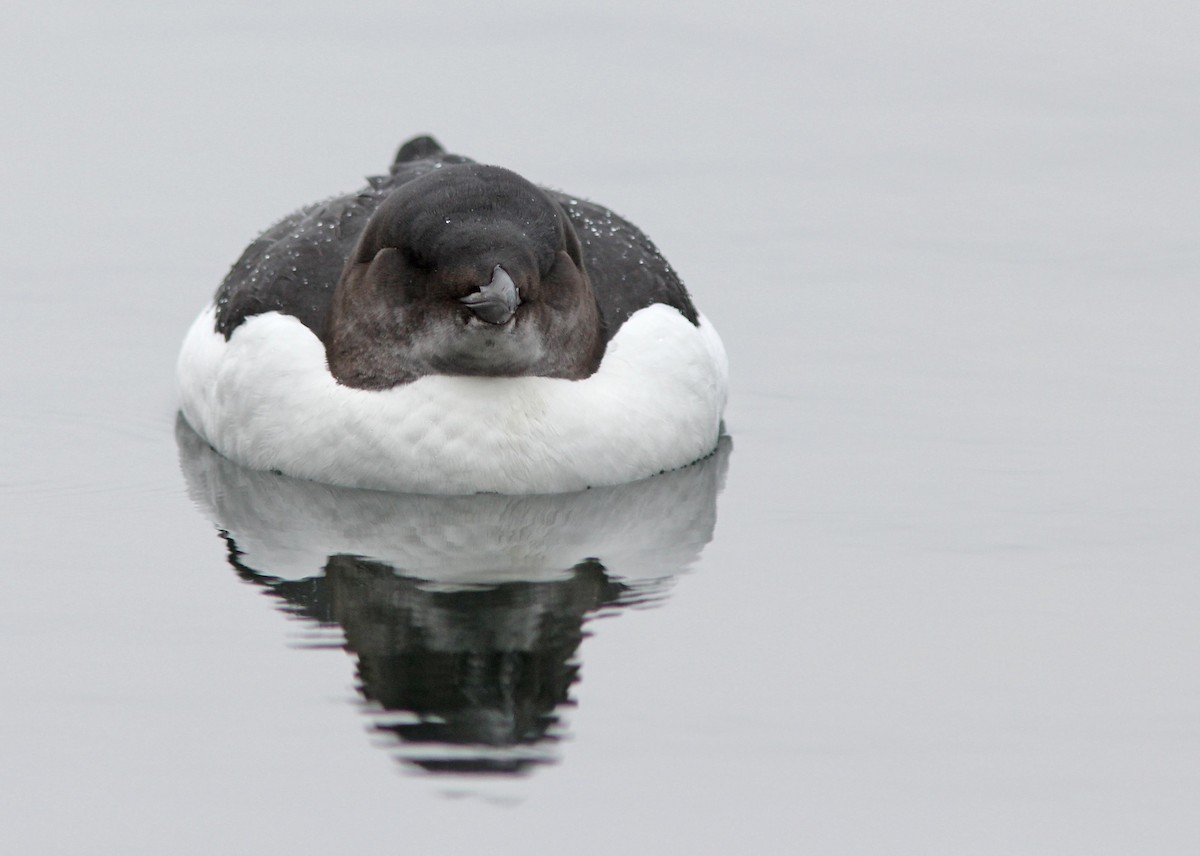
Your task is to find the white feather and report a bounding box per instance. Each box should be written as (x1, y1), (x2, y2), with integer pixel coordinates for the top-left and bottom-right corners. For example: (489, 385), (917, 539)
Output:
(177, 304), (727, 494)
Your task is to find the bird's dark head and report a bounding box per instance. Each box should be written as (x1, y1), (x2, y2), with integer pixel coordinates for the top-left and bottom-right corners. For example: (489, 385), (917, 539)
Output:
(324, 164), (604, 390)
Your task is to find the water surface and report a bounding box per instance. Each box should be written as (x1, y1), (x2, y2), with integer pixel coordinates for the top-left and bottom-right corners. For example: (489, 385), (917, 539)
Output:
(3, 1), (1199, 853)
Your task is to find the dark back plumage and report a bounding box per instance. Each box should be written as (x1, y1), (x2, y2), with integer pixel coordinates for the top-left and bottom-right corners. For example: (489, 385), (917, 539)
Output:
(213, 136), (698, 343)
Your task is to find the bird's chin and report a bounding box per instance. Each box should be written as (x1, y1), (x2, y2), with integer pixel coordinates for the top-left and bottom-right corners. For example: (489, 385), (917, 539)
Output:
(429, 317), (546, 378)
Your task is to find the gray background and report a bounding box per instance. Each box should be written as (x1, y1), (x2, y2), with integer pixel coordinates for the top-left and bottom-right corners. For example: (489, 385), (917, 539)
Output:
(3, 1), (1198, 853)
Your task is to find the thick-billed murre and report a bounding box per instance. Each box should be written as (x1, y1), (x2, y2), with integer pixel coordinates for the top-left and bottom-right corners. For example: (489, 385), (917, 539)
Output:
(177, 135), (727, 494)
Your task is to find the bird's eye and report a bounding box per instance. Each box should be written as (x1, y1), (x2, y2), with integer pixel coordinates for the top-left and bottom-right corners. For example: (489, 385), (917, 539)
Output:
(401, 246), (433, 271)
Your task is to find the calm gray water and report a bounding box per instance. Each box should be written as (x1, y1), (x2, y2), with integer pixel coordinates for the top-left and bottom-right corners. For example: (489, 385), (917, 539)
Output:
(3, 2), (1199, 853)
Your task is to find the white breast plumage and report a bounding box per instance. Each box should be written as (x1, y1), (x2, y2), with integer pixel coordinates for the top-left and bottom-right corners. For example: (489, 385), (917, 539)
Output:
(178, 303), (727, 494)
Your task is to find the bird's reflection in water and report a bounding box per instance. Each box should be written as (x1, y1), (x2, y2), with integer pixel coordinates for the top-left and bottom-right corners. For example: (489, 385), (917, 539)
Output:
(177, 418), (730, 776)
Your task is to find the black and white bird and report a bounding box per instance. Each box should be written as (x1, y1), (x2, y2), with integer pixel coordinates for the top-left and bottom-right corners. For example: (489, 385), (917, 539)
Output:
(178, 136), (727, 494)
